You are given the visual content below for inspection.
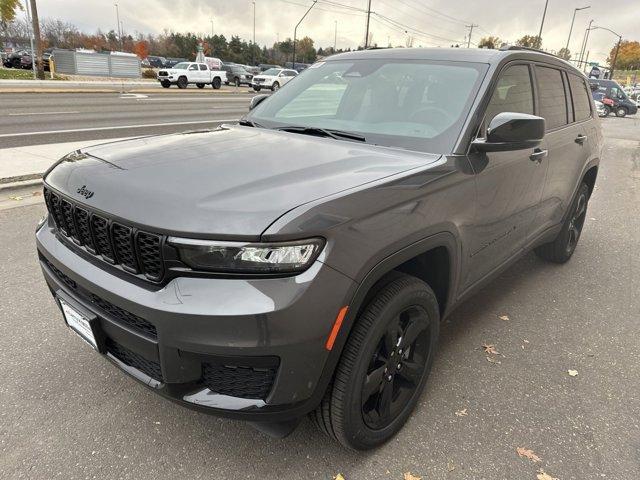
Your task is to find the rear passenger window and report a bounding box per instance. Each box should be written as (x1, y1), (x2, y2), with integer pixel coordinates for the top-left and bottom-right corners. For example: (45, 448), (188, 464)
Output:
(536, 66), (568, 129)
(199, 64), (208, 71)
(484, 65), (533, 132)
(568, 74), (591, 121)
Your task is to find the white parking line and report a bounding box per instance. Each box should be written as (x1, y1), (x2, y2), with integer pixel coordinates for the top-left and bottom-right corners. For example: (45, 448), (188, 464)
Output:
(0, 119), (240, 138)
(8, 111), (80, 116)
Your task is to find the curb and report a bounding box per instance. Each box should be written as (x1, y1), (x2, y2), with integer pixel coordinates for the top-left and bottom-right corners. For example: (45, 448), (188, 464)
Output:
(0, 175), (43, 191)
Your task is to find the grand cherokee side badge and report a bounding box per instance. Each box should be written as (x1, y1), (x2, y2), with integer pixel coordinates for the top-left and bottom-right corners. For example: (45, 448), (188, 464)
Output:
(77, 185), (94, 199)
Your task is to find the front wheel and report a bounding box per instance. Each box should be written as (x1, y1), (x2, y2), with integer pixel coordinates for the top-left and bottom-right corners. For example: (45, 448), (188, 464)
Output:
(177, 76), (188, 89)
(535, 182), (590, 263)
(313, 274), (440, 450)
(615, 106), (627, 117)
(253, 86), (261, 92)
(271, 82), (280, 92)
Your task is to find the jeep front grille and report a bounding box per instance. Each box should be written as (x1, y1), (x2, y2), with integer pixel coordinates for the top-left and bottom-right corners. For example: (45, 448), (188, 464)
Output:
(44, 187), (165, 282)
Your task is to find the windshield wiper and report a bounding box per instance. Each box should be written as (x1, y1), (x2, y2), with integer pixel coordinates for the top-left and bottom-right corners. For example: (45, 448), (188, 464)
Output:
(238, 118), (265, 128)
(277, 126), (366, 143)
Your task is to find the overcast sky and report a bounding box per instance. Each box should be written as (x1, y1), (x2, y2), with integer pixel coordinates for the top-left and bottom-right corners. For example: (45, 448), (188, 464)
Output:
(34, 0), (636, 65)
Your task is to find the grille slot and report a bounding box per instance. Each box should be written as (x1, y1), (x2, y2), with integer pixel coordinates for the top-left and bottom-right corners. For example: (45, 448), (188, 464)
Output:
(43, 258), (158, 339)
(106, 338), (163, 382)
(43, 187), (165, 282)
(202, 362), (278, 400)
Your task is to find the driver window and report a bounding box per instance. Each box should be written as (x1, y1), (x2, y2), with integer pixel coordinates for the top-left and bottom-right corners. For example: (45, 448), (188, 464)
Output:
(188, 64), (198, 71)
(483, 65), (533, 135)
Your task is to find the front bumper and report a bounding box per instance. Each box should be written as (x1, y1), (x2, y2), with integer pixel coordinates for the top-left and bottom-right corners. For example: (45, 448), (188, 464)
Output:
(36, 222), (355, 421)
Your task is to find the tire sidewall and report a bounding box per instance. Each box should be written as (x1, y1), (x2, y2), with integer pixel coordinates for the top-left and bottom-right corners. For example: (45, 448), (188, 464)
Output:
(558, 183), (590, 258)
(615, 107), (627, 117)
(177, 76), (188, 89)
(212, 78), (221, 89)
(335, 279), (440, 449)
(272, 82), (280, 91)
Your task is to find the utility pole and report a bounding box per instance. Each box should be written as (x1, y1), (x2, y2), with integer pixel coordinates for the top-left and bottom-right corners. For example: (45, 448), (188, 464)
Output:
(364, 0), (372, 48)
(210, 19), (214, 37)
(537, 0), (549, 46)
(610, 35), (622, 79)
(114, 3), (123, 50)
(578, 19), (594, 67)
(23, 0), (36, 79)
(292, 0), (317, 69)
(465, 24), (477, 48)
(334, 20), (337, 52)
(565, 6), (590, 53)
(252, 1), (256, 66)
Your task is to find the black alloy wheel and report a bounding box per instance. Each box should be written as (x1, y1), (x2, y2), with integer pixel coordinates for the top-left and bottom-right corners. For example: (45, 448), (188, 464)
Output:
(361, 305), (431, 430)
(565, 187), (588, 255)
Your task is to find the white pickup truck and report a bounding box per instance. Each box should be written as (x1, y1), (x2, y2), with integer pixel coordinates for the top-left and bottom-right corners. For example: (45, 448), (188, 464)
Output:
(157, 62), (227, 89)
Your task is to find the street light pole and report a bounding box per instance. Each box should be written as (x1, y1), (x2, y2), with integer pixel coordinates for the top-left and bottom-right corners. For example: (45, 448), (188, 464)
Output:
(210, 19), (214, 37)
(114, 3), (122, 51)
(565, 6), (590, 53)
(578, 19), (593, 67)
(537, 0), (549, 45)
(364, 0), (372, 48)
(334, 20), (337, 52)
(610, 36), (622, 79)
(292, 0), (317, 69)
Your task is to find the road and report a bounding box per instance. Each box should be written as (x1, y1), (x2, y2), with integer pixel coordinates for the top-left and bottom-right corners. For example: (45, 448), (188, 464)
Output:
(0, 91), (255, 148)
(0, 116), (639, 480)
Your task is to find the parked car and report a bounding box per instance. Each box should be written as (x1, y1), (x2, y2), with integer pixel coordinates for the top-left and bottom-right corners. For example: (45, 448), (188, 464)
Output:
(204, 56), (223, 70)
(3, 50), (29, 68)
(147, 56), (167, 68)
(252, 68), (298, 91)
(258, 63), (281, 72)
(164, 57), (188, 68)
(222, 63), (253, 86)
(589, 78), (638, 117)
(37, 47), (602, 451)
(157, 61), (226, 89)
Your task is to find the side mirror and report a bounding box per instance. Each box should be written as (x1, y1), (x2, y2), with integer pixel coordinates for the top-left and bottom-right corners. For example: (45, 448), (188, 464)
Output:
(249, 94), (270, 111)
(472, 112), (545, 152)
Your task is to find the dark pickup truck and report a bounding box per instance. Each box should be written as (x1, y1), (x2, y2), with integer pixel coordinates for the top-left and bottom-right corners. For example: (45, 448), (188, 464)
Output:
(37, 46), (602, 450)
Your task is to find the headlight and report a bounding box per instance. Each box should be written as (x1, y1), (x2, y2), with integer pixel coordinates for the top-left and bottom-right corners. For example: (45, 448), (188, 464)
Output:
(167, 237), (324, 274)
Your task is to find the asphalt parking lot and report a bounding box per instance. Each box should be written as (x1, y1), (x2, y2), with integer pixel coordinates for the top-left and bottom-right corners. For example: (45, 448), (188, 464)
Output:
(0, 116), (638, 480)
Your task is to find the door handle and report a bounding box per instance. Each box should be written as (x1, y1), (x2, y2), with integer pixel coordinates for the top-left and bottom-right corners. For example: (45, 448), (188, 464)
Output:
(529, 148), (548, 163)
(575, 134), (588, 144)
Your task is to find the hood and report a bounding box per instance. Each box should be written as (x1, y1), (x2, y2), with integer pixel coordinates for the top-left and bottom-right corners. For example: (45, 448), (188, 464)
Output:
(45, 126), (440, 239)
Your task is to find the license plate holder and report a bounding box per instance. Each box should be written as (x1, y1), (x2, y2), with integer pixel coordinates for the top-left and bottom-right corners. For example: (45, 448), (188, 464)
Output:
(56, 291), (106, 353)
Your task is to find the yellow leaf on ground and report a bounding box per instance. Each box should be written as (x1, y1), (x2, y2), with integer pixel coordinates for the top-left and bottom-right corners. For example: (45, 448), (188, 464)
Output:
(498, 315), (510, 321)
(455, 408), (468, 417)
(447, 460), (456, 472)
(568, 369), (578, 377)
(482, 343), (499, 355)
(334, 474), (345, 480)
(404, 473), (422, 480)
(537, 469), (558, 480)
(516, 447), (541, 462)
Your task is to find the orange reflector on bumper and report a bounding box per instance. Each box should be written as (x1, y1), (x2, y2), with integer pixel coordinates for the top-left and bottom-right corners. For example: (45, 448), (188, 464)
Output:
(325, 306), (349, 351)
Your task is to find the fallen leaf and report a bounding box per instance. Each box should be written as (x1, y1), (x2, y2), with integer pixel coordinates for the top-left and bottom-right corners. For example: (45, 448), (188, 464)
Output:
(404, 473), (421, 480)
(498, 314), (510, 321)
(537, 469), (558, 480)
(9, 196), (24, 201)
(482, 343), (499, 355)
(32, 191), (42, 196)
(455, 408), (468, 417)
(334, 475), (346, 480)
(568, 369), (578, 377)
(516, 447), (541, 462)
(447, 460), (456, 472)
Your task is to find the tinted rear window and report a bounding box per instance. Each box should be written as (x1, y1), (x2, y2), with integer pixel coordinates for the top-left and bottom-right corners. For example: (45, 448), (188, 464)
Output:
(536, 66), (568, 129)
(568, 74), (591, 122)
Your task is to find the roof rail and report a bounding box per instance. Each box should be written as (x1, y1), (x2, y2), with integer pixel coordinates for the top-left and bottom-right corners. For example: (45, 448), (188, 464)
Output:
(499, 45), (561, 59)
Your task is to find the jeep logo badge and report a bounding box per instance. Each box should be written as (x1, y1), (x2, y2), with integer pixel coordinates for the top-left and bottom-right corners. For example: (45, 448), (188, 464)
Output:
(77, 185), (94, 199)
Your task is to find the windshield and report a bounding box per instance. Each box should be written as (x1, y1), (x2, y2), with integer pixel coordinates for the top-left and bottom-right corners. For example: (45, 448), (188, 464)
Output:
(262, 68), (281, 76)
(173, 62), (189, 70)
(248, 59), (487, 153)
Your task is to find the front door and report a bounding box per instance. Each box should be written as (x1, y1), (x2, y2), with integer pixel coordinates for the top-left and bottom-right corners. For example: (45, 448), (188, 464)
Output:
(464, 63), (548, 288)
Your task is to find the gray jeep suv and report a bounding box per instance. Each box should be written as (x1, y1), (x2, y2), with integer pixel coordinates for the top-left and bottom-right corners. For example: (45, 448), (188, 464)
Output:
(36, 47), (602, 450)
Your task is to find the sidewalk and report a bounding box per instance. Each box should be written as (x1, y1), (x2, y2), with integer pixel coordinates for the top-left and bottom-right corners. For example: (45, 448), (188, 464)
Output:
(0, 138), (131, 186)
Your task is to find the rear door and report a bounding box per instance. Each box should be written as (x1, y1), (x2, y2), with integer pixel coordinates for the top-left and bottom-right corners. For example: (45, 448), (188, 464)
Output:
(465, 63), (548, 287)
(199, 63), (210, 82)
(534, 66), (593, 234)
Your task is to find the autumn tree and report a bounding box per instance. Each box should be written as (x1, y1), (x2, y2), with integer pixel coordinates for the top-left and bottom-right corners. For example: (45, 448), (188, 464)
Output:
(0, 0), (23, 49)
(478, 36), (501, 49)
(516, 35), (542, 49)
(557, 47), (571, 60)
(133, 40), (149, 59)
(606, 40), (640, 71)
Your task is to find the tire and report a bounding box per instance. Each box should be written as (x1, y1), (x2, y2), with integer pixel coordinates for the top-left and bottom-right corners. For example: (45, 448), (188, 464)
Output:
(615, 106), (627, 117)
(234, 77), (241, 87)
(12, 58), (20, 68)
(312, 274), (440, 450)
(160, 80), (171, 88)
(253, 86), (261, 92)
(196, 83), (205, 89)
(212, 77), (221, 89)
(535, 182), (590, 264)
(177, 76), (188, 89)
(272, 82), (280, 92)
